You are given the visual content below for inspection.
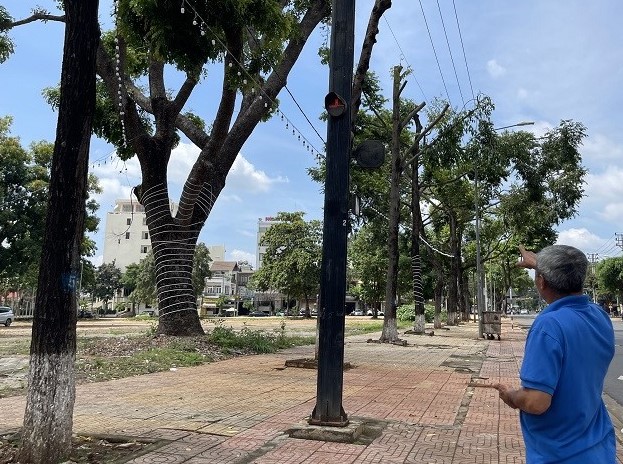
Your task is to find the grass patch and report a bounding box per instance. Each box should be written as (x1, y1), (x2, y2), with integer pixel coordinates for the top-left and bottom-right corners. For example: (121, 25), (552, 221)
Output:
(207, 325), (314, 354)
(0, 340), (31, 356)
(76, 347), (206, 382)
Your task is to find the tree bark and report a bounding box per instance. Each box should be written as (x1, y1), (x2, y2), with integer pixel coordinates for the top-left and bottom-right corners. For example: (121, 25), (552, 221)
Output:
(446, 213), (459, 326)
(410, 118), (425, 334)
(380, 66), (403, 343)
(18, 1), (100, 462)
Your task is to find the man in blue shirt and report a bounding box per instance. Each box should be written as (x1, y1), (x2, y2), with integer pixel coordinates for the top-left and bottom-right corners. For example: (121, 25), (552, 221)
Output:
(495, 245), (616, 463)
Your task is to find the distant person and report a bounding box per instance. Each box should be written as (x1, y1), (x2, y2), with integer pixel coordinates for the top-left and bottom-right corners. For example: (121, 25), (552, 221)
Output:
(495, 244), (615, 463)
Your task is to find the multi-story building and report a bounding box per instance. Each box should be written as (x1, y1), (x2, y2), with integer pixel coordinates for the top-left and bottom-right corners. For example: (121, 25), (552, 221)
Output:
(256, 216), (281, 269)
(103, 199), (173, 271)
(201, 261), (239, 316)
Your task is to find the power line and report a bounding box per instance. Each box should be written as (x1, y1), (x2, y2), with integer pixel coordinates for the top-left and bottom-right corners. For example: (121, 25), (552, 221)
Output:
(436, 0), (464, 106)
(382, 16), (428, 103)
(418, 0), (452, 107)
(452, 0), (475, 102)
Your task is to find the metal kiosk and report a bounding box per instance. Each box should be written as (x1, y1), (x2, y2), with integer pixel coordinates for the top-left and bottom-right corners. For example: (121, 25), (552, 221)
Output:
(482, 311), (501, 340)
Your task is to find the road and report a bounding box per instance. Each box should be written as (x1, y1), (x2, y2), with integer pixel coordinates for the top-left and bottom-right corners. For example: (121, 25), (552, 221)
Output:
(512, 313), (623, 422)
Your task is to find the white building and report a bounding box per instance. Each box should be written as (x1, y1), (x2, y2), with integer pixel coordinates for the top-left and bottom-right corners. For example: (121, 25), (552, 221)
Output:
(256, 216), (281, 269)
(103, 199), (154, 271)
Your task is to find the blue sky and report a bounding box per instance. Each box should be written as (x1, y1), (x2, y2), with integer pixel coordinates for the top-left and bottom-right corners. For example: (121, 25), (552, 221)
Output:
(2, 0), (623, 267)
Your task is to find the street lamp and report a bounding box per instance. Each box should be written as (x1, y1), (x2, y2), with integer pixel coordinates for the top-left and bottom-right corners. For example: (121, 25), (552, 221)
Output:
(476, 120), (534, 338)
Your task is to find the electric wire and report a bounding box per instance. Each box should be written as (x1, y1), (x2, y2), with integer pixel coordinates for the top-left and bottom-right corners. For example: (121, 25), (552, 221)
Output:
(452, 0), (475, 102)
(417, 0), (452, 107)
(436, 0), (464, 106)
(382, 16), (428, 103)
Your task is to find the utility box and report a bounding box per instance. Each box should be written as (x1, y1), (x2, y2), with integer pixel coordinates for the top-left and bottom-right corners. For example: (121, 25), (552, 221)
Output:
(482, 311), (501, 340)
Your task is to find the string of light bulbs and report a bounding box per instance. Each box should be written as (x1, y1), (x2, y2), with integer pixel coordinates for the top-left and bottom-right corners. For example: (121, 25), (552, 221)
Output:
(178, 0), (325, 161)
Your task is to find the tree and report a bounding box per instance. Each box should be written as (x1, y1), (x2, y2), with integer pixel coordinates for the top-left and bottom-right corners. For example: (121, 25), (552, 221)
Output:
(121, 262), (140, 315)
(251, 212), (322, 317)
(192, 243), (212, 299)
(132, 252), (157, 308)
(4, 0), (331, 335)
(17, 1), (100, 462)
(596, 257), (623, 300)
(0, 118), (101, 294)
(94, 262), (122, 312)
(349, 223), (387, 312)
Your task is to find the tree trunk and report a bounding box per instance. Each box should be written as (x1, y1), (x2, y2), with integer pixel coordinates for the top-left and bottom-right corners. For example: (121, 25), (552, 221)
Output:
(410, 119), (425, 334)
(446, 213), (459, 326)
(380, 66), (403, 343)
(18, 2), (100, 462)
(434, 277), (443, 329)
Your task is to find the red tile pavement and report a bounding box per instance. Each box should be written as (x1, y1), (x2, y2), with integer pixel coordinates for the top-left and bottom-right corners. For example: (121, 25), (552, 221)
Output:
(2, 319), (623, 463)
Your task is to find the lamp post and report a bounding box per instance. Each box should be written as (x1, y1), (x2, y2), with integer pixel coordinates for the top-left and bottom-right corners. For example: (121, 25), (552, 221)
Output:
(476, 120), (534, 338)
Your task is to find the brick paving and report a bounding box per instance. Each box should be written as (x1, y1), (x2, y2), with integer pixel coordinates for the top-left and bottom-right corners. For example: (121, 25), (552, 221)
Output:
(1, 320), (623, 463)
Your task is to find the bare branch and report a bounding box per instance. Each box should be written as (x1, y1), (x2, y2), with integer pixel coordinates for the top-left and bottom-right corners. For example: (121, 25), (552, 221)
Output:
(350, 0), (392, 126)
(9, 13), (65, 28)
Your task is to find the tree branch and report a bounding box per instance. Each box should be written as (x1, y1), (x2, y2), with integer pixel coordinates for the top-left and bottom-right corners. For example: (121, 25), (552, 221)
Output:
(9, 13), (65, 28)
(350, 0), (392, 126)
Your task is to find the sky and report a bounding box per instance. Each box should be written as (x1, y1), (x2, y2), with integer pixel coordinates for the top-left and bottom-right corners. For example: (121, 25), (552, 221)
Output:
(1, 0), (623, 268)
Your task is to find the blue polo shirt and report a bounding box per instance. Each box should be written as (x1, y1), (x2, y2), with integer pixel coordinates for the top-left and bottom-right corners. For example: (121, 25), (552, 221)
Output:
(519, 294), (615, 463)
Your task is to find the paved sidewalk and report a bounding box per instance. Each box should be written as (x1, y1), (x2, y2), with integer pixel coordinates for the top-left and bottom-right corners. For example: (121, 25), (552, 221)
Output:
(1, 320), (622, 463)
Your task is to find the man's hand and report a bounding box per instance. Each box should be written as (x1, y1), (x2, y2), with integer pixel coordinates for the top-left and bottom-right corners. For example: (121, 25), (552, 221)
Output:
(517, 245), (537, 270)
(494, 383), (518, 409)
(494, 383), (552, 414)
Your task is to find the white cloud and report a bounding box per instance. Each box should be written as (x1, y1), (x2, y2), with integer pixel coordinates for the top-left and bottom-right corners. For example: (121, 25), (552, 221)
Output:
(556, 228), (604, 251)
(226, 155), (288, 193)
(220, 193), (243, 203)
(168, 142), (198, 184)
(585, 167), (623, 203)
(582, 134), (623, 163)
(599, 203), (623, 223)
(227, 249), (256, 266)
(487, 59), (507, 78)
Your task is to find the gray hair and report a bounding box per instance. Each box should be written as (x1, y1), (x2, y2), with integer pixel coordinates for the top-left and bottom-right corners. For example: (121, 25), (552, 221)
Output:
(536, 245), (588, 294)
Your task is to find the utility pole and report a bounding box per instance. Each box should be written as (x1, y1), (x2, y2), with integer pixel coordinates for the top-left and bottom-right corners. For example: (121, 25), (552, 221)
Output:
(309, 0), (355, 426)
(587, 253), (599, 303)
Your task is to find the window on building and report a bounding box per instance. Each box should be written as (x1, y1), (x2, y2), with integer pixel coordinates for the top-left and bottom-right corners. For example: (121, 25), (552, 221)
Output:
(122, 204), (133, 212)
(142, 231), (149, 240)
(125, 232), (130, 239)
(142, 217), (147, 225)
(140, 245), (149, 253)
(126, 218), (131, 225)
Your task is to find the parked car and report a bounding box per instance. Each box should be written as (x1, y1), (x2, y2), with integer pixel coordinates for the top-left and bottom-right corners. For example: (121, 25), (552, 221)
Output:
(78, 309), (94, 319)
(0, 306), (14, 326)
(248, 311), (269, 317)
(352, 309), (364, 316)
